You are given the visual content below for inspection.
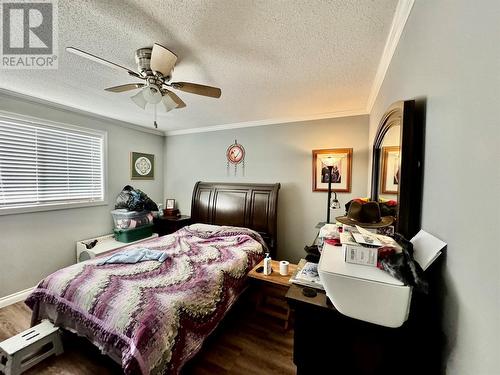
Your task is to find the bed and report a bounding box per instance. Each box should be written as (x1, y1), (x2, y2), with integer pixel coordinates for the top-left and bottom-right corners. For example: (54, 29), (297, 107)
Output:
(26, 181), (280, 374)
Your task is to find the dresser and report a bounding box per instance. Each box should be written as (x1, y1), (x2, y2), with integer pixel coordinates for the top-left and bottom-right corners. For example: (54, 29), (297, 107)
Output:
(286, 284), (427, 375)
(153, 215), (191, 236)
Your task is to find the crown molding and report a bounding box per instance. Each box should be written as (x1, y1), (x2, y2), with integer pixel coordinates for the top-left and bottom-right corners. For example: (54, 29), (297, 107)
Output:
(365, 0), (415, 112)
(165, 109), (368, 136)
(0, 88), (164, 136)
(0, 2), (411, 137)
(165, 1), (412, 137)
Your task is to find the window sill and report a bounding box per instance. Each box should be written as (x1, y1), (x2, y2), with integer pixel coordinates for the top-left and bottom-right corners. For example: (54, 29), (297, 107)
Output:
(0, 200), (109, 216)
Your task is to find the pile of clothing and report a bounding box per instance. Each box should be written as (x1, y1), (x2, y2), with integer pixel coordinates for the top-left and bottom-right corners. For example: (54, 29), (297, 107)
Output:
(115, 185), (158, 211)
(335, 199), (428, 293)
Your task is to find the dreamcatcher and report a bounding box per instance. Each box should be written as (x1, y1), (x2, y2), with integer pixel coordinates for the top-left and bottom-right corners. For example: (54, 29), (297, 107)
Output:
(226, 139), (245, 176)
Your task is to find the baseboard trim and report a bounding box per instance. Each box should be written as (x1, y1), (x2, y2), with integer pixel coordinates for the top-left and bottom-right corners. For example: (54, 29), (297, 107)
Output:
(0, 287), (35, 309)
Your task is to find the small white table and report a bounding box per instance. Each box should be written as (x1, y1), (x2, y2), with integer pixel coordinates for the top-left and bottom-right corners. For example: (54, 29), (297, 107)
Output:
(76, 233), (158, 262)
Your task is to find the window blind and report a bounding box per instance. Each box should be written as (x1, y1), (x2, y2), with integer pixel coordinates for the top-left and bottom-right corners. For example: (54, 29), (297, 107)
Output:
(0, 117), (105, 211)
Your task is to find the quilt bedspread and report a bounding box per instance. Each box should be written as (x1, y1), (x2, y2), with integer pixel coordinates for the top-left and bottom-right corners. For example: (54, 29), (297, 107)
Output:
(25, 225), (266, 374)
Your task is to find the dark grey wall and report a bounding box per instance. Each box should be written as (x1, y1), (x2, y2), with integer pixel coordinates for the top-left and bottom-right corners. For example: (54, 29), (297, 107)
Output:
(368, 1), (500, 373)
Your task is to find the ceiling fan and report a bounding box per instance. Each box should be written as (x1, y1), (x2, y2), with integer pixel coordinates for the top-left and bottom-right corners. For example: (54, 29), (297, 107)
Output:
(66, 43), (222, 128)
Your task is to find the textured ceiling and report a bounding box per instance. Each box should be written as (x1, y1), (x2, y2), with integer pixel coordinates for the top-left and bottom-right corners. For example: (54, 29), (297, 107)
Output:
(0, 0), (398, 132)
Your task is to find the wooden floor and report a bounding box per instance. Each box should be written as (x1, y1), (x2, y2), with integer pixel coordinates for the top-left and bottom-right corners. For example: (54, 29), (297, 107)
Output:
(0, 297), (295, 374)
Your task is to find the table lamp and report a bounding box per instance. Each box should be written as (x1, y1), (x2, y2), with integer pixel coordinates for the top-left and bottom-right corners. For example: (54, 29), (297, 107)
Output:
(321, 156), (341, 223)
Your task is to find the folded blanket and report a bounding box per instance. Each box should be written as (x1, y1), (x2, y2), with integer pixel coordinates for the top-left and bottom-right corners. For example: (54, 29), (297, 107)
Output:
(98, 248), (168, 265)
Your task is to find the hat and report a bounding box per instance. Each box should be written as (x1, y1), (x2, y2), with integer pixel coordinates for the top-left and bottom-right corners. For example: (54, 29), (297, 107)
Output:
(335, 200), (394, 228)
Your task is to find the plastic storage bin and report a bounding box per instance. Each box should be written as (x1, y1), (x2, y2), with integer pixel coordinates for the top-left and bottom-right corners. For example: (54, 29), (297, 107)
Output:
(111, 209), (154, 230)
(114, 224), (154, 243)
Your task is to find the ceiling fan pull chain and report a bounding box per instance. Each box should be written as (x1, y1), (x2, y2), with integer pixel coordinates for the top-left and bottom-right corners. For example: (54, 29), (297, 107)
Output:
(242, 160), (245, 177)
(153, 104), (158, 128)
(66, 44), (221, 129)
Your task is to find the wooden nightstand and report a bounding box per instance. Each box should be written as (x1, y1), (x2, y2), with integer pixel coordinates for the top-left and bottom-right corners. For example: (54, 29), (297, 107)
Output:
(248, 259), (297, 330)
(153, 215), (191, 236)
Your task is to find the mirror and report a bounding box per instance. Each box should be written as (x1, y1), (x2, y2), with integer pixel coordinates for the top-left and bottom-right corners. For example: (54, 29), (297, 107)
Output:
(371, 100), (423, 238)
(378, 125), (401, 200)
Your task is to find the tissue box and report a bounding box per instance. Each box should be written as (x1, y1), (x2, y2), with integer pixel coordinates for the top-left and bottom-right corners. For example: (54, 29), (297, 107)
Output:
(344, 244), (378, 266)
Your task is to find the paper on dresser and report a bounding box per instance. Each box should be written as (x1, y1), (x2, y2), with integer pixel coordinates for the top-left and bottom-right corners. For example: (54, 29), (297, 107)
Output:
(411, 230), (446, 271)
(355, 225), (401, 250)
(319, 223), (339, 238)
(353, 226), (382, 246)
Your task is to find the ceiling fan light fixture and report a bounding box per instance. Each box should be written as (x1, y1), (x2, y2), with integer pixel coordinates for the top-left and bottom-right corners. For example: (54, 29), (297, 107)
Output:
(131, 90), (147, 109)
(143, 85), (162, 104)
(66, 44), (222, 128)
(162, 93), (179, 112)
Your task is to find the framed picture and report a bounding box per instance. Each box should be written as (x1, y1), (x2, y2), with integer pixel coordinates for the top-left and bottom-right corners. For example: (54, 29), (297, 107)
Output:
(381, 146), (400, 194)
(312, 148), (353, 192)
(166, 199), (175, 210)
(130, 152), (155, 180)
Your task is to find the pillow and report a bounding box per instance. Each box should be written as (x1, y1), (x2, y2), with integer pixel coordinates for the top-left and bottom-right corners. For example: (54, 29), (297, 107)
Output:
(188, 223), (222, 233)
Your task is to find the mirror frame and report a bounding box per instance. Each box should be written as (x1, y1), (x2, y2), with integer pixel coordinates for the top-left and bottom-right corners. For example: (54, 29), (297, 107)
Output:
(371, 100), (423, 238)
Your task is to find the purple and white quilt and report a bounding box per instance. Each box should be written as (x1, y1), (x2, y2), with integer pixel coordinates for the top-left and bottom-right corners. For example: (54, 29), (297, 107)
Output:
(26, 224), (266, 374)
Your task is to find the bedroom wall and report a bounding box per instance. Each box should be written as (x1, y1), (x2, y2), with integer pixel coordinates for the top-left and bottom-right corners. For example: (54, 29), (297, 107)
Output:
(164, 115), (369, 263)
(0, 92), (164, 299)
(368, 1), (499, 373)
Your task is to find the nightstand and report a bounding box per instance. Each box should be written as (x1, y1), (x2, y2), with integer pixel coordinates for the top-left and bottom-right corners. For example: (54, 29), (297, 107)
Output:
(153, 215), (191, 236)
(248, 259), (297, 330)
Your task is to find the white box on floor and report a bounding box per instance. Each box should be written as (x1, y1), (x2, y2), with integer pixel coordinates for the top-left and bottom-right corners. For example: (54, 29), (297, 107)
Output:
(318, 243), (412, 328)
(0, 320), (63, 375)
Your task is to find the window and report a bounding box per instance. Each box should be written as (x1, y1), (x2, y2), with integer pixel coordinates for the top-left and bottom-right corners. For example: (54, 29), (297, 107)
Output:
(0, 114), (106, 214)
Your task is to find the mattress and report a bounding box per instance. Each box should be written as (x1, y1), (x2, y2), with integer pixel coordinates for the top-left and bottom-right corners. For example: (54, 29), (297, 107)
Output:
(26, 224), (266, 374)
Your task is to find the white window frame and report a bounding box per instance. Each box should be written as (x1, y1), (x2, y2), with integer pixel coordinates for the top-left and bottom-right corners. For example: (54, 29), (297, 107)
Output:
(0, 111), (108, 215)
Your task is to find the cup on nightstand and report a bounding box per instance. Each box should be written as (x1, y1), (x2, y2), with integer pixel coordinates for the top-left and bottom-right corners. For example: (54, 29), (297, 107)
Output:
(279, 260), (289, 275)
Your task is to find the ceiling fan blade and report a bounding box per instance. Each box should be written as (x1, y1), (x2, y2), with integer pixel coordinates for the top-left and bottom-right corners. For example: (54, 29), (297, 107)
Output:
(162, 90), (186, 112)
(164, 90), (186, 108)
(150, 43), (177, 78)
(170, 82), (221, 98)
(66, 47), (142, 78)
(105, 83), (145, 93)
(162, 95), (177, 113)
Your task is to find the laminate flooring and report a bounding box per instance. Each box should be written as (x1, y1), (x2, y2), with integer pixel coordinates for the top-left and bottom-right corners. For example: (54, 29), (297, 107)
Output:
(0, 297), (295, 375)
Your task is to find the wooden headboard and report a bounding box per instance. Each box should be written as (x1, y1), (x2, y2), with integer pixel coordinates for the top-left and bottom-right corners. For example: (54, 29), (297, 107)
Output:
(191, 181), (280, 257)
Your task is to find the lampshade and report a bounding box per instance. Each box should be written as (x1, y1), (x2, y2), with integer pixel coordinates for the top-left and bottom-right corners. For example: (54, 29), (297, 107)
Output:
(143, 85), (162, 104)
(321, 156), (337, 167)
(131, 90), (147, 109)
(330, 192), (341, 209)
(162, 92), (179, 112)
